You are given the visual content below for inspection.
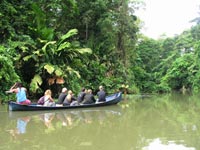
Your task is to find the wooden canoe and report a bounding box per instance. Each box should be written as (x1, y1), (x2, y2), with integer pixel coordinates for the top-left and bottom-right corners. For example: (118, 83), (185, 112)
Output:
(8, 92), (122, 111)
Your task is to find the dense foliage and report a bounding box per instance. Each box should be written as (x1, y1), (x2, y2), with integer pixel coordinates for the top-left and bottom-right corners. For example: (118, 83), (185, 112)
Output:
(0, 0), (141, 102)
(0, 0), (200, 102)
(136, 23), (200, 93)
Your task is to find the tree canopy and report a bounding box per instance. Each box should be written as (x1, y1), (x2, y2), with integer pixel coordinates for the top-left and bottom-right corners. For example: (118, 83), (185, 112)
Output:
(1, 0), (200, 102)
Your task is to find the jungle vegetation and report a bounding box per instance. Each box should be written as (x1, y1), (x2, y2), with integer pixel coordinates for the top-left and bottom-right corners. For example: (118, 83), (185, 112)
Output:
(0, 0), (200, 101)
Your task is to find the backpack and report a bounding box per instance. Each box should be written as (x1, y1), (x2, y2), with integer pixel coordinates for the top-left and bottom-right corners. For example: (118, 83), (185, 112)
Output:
(37, 96), (45, 105)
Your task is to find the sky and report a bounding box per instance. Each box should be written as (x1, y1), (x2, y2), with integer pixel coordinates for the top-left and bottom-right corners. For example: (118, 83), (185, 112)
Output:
(136, 0), (200, 39)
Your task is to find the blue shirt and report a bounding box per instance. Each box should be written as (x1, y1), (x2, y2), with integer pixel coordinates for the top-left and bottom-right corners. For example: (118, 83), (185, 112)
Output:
(16, 88), (27, 103)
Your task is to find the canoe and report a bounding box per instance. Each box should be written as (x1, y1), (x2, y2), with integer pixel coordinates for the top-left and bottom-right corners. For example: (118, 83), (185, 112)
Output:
(8, 92), (122, 111)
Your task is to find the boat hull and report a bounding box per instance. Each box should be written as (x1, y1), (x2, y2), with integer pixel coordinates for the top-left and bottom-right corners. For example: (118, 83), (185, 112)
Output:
(8, 92), (122, 111)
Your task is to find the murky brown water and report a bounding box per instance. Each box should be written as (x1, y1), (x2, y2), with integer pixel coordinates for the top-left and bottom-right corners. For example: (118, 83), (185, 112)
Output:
(0, 93), (200, 150)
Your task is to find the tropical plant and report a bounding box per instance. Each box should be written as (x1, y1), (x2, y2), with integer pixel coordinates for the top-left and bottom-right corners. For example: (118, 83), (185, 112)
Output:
(22, 29), (92, 93)
(0, 45), (20, 102)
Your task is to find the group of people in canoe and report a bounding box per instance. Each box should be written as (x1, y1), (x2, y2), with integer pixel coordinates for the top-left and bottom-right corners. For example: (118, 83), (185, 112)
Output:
(38, 86), (106, 106)
(8, 82), (106, 106)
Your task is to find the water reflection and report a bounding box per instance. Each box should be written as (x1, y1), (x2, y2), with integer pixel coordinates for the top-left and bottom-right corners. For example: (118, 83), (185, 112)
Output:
(143, 138), (195, 150)
(8, 107), (122, 136)
(118, 93), (200, 150)
(39, 112), (55, 130)
(2, 93), (200, 149)
(7, 116), (31, 139)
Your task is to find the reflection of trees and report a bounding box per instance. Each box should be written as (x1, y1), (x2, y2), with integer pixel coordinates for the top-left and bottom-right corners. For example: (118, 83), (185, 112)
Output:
(0, 106), (124, 149)
(118, 93), (200, 149)
(2, 94), (200, 150)
(33, 108), (122, 149)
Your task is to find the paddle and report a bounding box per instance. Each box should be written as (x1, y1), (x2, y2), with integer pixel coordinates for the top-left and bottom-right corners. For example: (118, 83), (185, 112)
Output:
(5, 90), (13, 94)
(5, 90), (13, 104)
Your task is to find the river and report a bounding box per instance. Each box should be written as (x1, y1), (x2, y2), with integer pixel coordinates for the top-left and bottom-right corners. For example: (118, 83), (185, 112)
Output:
(0, 92), (199, 150)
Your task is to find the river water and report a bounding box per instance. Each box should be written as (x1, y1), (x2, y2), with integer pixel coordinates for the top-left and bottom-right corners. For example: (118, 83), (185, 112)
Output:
(0, 93), (200, 150)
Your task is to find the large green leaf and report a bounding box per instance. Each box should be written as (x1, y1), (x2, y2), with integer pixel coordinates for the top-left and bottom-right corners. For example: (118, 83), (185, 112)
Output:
(75, 48), (92, 54)
(23, 55), (33, 61)
(30, 74), (42, 92)
(59, 29), (78, 44)
(67, 66), (80, 78)
(44, 64), (55, 74)
(55, 68), (63, 76)
(57, 42), (71, 51)
(42, 41), (56, 54)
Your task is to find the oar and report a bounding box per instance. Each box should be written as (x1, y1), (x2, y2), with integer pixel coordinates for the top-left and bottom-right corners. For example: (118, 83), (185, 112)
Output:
(5, 90), (13, 108)
(5, 90), (13, 94)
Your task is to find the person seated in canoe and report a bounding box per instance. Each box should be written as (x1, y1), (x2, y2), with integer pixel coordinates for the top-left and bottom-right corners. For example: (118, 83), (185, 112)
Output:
(77, 87), (86, 104)
(62, 90), (78, 106)
(42, 89), (56, 107)
(96, 85), (106, 103)
(57, 87), (67, 104)
(63, 90), (74, 106)
(81, 89), (96, 104)
(9, 82), (31, 105)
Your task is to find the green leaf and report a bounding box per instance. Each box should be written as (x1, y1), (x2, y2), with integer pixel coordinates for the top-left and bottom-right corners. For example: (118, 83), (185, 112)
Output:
(59, 29), (78, 44)
(33, 50), (43, 56)
(57, 42), (71, 51)
(42, 41), (56, 54)
(30, 74), (42, 93)
(33, 74), (42, 85)
(55, 68), (63, 76)
(23, 55), (32, 61)
(75, 48), (92, 54)
(44, 64), (55, 74)
(67, 66), (80, 78)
